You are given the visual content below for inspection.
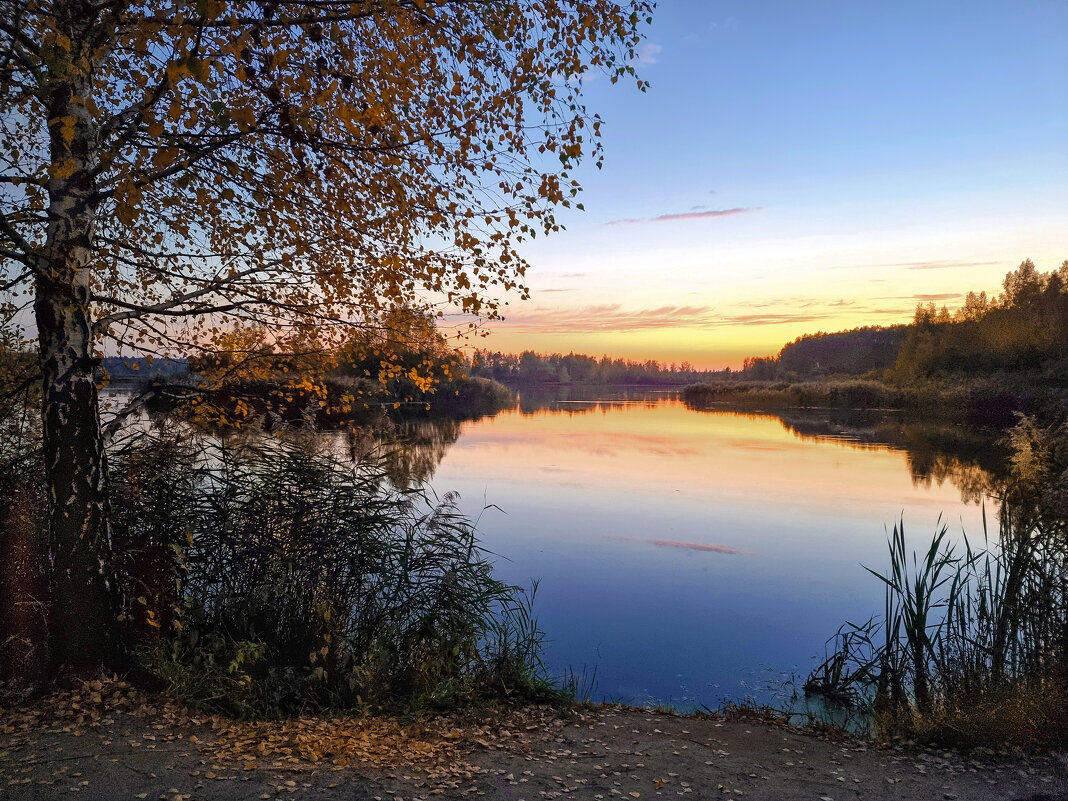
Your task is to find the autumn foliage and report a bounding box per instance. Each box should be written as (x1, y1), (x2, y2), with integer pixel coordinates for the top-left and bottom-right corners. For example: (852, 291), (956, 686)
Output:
(0, 0), (653, 669)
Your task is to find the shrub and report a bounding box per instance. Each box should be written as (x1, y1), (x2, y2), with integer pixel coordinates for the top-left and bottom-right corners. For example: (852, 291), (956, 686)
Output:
(111, 431), (548, 717)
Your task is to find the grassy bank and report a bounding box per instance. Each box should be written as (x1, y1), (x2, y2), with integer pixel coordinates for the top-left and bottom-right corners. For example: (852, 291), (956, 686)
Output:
(1, 418), (555, 717)
(681, 375), (1062, 426)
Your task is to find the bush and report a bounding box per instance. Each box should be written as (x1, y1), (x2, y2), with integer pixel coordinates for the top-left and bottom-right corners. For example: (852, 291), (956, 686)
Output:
(110, 431), (549, 717)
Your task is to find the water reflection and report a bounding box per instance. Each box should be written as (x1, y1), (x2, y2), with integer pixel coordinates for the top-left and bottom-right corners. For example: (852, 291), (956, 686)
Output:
(751, 409), (1005, 504)
(402, 389), (1007, 709)
(372, 389), (1007, 506)
(380, 418), (462, 487)
(102, 384), (1012, 710)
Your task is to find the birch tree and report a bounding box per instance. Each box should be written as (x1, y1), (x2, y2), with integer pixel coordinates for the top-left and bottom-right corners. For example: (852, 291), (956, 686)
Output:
(0, 0), (653, 668)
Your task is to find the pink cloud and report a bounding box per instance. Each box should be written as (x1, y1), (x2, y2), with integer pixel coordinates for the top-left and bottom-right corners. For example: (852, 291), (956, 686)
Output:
(497, 304), (715, 333)
(606, 207), (761, 226)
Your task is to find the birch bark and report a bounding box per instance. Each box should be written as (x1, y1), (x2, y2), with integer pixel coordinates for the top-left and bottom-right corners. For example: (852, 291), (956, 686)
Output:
(33, 1), (112, 668)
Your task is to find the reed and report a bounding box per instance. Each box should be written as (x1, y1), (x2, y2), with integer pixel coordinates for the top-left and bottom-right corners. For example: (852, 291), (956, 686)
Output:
(107, 429), (552, 717)
(806, 507), (1067, 746)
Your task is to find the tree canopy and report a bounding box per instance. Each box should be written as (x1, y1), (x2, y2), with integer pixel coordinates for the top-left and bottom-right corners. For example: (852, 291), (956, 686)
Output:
(2, 0), (653, 355)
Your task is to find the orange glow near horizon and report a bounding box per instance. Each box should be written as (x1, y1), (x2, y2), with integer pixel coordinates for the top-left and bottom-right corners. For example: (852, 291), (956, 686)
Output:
(454, 243), (1067, 370)
(436, 399), (983, 530)
(470, 324), (842, 370)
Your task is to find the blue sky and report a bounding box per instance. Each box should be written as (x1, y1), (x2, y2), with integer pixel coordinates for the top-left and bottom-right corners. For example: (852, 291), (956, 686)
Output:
(480, 0), (1068, 367)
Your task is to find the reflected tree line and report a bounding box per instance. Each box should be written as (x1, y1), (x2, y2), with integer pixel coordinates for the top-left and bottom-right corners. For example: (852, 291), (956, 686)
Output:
(767, 410), (1007, 504)
(329, 386), (1010, 504)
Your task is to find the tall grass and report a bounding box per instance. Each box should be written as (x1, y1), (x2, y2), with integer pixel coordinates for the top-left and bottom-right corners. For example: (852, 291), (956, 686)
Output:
(807, 502), (1067, 746)
(107, 429), (551, 717)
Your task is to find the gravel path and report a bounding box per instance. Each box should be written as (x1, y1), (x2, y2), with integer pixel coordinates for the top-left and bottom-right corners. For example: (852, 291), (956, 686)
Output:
(2, 682), (1065, 800)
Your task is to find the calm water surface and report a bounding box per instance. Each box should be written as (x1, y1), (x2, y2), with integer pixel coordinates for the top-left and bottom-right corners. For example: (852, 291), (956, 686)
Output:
(422, 392), (991, 709)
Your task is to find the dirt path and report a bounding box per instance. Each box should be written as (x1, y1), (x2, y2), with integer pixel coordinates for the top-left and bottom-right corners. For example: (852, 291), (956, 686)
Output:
(2, 681), (1065, 800)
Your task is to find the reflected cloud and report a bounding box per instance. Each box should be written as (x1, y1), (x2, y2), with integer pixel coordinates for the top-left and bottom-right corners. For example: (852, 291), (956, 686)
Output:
(727, 438), (789, 452)
(612, 536), (745, 555)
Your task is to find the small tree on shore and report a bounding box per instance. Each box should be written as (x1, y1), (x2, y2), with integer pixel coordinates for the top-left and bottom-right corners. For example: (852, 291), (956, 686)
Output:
(0, 0), (653, 670)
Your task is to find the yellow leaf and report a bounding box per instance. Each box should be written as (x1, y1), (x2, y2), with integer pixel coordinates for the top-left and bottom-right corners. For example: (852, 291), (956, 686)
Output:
(166, 61), (192, 84)
(51, 158), (77, 180)
(230, 105), (256, 130)
(48, 116), (78, 145)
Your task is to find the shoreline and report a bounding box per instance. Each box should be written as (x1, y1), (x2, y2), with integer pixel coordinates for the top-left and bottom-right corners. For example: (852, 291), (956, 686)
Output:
(2, 680), (1065, 800)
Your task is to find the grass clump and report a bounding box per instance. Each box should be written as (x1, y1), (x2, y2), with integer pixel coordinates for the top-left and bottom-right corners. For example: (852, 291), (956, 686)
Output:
(805, 418), (1068, 748)
(681, 379), (908, 411)
(108, 430), (551, 718)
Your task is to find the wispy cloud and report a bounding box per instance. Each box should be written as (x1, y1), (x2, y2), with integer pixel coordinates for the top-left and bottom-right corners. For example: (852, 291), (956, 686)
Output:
(708, 17), (740, 34)
(606, 207), (761, 226)
(535, 288), (576, 294)
(910, 292), (960, 301)
(497, 304), (715, 333)
(905, 260), (998, 271)
(711, 312), (831, 326)
(637, 42), (662, 65)
(832, 259), (998, 272)
(496, 298), (877, 334)
(876, 292), (961, 302)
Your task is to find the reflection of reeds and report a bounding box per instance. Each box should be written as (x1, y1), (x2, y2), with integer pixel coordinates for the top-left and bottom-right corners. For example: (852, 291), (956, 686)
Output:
(806, 507), (1067, 746)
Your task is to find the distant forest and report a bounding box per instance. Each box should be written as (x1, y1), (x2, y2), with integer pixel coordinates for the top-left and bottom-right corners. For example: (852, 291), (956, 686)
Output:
(737, 259), (1068, 382)
(102, 259), (1067, 395)
(466, 350), (716, 385)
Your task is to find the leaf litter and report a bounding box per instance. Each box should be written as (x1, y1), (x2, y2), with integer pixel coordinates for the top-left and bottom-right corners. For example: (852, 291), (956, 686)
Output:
(3, 678), (1067, 799)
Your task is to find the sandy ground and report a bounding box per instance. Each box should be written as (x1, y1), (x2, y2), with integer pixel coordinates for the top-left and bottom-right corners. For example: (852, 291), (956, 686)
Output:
(1, 682), (1066, 801)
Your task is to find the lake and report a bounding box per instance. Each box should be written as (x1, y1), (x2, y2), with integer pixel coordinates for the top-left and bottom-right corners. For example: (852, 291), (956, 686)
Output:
(102, 384), (1003, 712)
(406, 389), (998, 711)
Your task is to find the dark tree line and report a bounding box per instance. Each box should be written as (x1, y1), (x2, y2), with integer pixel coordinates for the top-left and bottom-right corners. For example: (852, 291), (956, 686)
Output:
(741, 326), (908, 380)
(735, 259), (1068, 383)
(467, 349), (716, 385)
(891, 260), (1068, 379)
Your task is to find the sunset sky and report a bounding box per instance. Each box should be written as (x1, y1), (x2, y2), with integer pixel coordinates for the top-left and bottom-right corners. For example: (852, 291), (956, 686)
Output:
(471, 0), (1068, 369)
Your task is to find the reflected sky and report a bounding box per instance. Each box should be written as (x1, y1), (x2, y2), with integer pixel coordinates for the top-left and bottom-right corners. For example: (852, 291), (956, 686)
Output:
(429, 396), (991, 709)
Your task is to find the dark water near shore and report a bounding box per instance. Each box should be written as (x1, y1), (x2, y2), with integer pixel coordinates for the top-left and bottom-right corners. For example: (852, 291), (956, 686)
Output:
(405, 388), (1002, 710)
